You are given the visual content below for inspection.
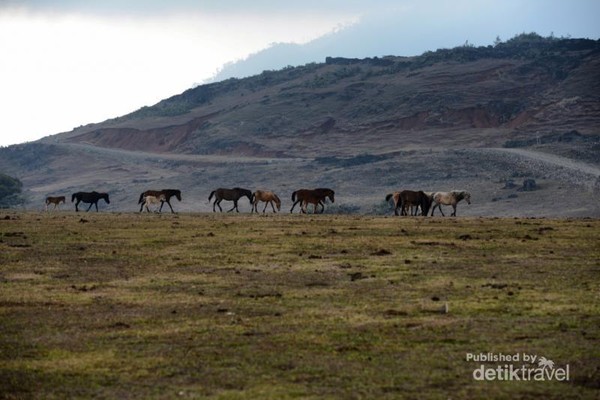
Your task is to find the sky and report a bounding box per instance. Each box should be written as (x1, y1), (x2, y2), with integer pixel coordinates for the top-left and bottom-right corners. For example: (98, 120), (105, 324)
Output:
(1, 1), (599, 147)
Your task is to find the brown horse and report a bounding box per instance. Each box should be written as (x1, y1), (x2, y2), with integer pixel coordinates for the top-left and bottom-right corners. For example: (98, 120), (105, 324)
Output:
(208, 187), (253, 212)
(386, 191), (432, 216)
(138, 189), (182, 213)
(430, 190), (471, 216)
(251, 190), (281, 213)
(45, 196), (65, 211)
(399, 190), (432, 216)
(290, 188), (335, 214)
(385, 192), (402, 216)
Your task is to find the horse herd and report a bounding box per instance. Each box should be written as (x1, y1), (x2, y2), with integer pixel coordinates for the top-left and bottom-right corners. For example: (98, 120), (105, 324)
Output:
(44, 187), (471, 217)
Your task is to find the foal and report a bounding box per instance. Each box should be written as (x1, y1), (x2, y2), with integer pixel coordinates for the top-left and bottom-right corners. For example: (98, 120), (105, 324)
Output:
(45, 196), (66, 211)
(142, 194), (166, 213)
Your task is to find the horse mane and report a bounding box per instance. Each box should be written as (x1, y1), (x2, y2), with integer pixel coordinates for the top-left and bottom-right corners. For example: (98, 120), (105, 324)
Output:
(452, 190), (468, 201)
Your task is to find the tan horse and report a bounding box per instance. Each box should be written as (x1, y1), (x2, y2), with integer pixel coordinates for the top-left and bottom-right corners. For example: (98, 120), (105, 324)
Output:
(430, 190), (471, 216)
(251, 190), (281, 213)
(142, 194), (166, 213)
(45, 196), (66, 211)
(385, 192), (402, 216)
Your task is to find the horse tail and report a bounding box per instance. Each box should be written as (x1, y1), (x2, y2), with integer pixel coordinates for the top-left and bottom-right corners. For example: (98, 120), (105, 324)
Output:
(385, 193), (393, 202)
(208, 190), (215, 201)
(251, 192), (256, 204)
(291, 191), (297, 202)
(138, 192), (145, 204)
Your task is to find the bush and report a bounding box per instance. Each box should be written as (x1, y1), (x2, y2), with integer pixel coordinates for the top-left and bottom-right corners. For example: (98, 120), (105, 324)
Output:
(0, 173), (24, 208)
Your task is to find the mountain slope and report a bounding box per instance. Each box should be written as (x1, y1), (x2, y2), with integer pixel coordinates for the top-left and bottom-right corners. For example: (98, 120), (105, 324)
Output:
(2, 35), (599, 216)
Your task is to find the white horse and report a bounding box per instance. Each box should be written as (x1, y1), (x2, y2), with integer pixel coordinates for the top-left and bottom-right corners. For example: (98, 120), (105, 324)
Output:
(430, 190), (471, 216)
(142, 194), (166, 213)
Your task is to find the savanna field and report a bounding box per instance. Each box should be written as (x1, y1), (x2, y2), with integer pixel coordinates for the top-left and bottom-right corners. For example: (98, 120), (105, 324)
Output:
(0, 212), (599, 399)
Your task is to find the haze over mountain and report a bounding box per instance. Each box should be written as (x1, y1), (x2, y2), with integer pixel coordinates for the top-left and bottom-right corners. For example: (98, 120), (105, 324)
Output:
(0, 35), (599, 216)
(208, 3), (599, 82)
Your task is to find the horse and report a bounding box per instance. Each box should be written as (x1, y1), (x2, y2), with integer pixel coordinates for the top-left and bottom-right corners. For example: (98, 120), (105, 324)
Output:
(430, 190), (471, 216)
(208, 187), (253, 212)
(290, 188), (335, 214)
(385, 191), (431, 216)
(45, 196), (65, 211)
(251, 190), (281, 213)
(71, 191), (110, 212)
(385, 192), (402, 216)
(399, 190), (432, 216)
(141, 194), (166, 213)
(138, 189), (181, 213)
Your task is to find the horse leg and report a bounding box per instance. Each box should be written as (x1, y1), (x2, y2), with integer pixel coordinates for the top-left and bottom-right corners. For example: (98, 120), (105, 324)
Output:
(439, 205), (445, 217)
(290, 200), (300, 213)
(290, 199), (302, 214)
(318, 201), (325, 214)
(263, 201), (269, 213)
(75, 200), (79, 212)
(139, 201), (145, 213)
(451, 204), (457, 217)
(86, 202), (94, 212)
(269, 201), (276, 213)
(227, 201), (237, 212)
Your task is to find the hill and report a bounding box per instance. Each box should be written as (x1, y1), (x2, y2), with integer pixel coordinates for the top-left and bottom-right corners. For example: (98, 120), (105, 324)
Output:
(1, 34), (599, 216)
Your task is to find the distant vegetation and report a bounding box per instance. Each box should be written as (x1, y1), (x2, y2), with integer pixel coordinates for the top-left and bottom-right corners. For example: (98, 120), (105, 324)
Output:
(0, 173), (24, 208)
(120, 33), (596, 120)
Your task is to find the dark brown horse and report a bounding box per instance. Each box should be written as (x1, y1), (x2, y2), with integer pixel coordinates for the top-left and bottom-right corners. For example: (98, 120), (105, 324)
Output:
(385, 190), (431, 216)
(45, 196), (65, 211)
(399, 190), (431, 216)
(71, 191), (110, 212)
(138, 189), (182, 213)
(290, 188), (335, 214)
(208, 187), (253, 212)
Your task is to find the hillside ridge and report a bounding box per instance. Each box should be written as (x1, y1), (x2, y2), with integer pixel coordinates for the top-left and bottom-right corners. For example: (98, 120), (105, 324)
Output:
(2, 34), (599, 216)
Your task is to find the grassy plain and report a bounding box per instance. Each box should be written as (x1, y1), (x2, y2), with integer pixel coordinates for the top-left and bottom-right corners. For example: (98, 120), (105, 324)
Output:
(0, 212), (599, 399)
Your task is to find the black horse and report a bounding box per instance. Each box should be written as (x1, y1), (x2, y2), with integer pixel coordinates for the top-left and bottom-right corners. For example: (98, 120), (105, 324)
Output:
(138, 189), (182, 213)
(208, 187), (252, 212)
(72, 191), (110, 212)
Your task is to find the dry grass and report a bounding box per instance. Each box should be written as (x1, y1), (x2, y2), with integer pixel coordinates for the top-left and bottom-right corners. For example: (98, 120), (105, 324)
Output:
(1, 212), (599, 399)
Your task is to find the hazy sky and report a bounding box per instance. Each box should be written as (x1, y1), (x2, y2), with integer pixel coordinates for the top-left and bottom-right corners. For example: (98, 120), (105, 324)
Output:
(1, 1), (599, 147)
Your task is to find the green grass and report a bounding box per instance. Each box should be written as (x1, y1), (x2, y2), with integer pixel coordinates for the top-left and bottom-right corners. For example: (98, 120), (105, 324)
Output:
(1, 212), (599, 399)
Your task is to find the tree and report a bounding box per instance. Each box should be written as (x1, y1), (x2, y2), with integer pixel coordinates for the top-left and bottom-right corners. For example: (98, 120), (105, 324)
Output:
(0, 173), (24, 208)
